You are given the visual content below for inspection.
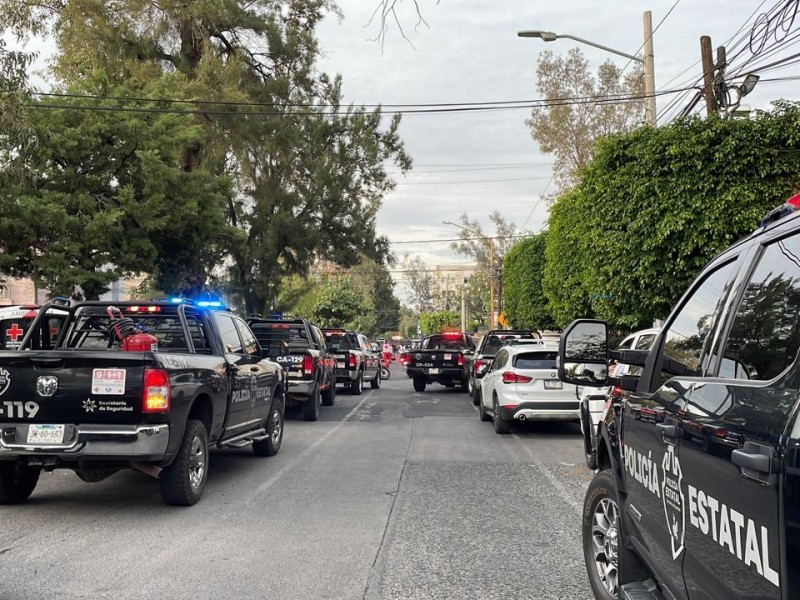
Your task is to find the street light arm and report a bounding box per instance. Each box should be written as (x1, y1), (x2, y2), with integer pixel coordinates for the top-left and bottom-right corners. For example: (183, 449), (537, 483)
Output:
(554, 34), (643, 63)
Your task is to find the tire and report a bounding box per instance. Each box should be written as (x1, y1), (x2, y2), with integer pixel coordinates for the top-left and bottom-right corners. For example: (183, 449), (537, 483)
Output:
(350, 371), (364, 395)
(254, 397), (284, 457)
(471, 380), (481, 406)
(581, 411), (598, 470)
(380, 366), (391, 380)
(467, 376), (474, 396)
(493, 397), (511, 434)
(413, 376), (426, 393)
(583, 469), (622, 600)
(370, 369), (381, 389)
(303, 384), (321, 421)
(459, 377), (469, 393)
(321, 379), (336, 406)
(159, 419), (209, 506)
(0, 461), (40, 505)
(478, 397), (491, 422)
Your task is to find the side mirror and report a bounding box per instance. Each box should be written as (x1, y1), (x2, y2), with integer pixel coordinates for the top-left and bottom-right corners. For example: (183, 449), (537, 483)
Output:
(558, 319), (609, 387)
(463, 349), (474, 356)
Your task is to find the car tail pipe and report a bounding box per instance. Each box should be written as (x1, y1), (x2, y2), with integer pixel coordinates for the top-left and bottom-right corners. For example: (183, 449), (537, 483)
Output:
(518, 413), (527, 421)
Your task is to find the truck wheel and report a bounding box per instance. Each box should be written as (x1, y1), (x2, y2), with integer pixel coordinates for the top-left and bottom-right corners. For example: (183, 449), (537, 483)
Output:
(350, 371), (363, 395)
(159, 419), (208, 506)
(254, 399), (284, 457)
(493, 398), (511, 434)
(413, 376), (426, 392)
(471, 381), (481, 406)
(321, 380), (336, 407)
(459, 377), (469, 392)
(303, 384), (321, 421)
(581, 413), (598, 470)
(0, 461), (40, 505)
(583, 469), (622, 599)
(370, 369), (381, 389)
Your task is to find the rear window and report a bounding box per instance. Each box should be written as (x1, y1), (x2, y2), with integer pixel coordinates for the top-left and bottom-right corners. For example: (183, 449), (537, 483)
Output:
(250, 322), (311, 358)
(422, 335), (467, 350)
(324, 332), (359, 351)
(482, 333), (536, 355)
(61, 309), (209, 353)
(514, 351), (557, 370)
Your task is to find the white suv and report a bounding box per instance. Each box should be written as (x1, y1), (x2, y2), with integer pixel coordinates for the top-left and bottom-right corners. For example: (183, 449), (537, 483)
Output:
(478, 343), (579, 434)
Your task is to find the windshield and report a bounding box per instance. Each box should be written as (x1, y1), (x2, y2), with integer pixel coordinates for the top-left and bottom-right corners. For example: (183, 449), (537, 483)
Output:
(250, 322), (310, 357)
(325, 332), (359, 351)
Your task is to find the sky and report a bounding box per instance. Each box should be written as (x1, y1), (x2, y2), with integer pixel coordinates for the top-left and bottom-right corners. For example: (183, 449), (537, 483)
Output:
(312, 0), (799, 275)
(12, 0), (800, 301)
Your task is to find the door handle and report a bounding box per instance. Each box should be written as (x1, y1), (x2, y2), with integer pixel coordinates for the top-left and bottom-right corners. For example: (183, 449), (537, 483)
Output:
(656, 423), (678, 439)
(732, 449), (771, 474)
(250, 366), (260, 373)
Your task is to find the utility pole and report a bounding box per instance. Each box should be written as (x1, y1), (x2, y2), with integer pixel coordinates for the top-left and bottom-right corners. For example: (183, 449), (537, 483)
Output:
(461, 278), (466, 332)
(488, 243), (495, 329)
(643, 11), (656, 126)
(700, 35), (716, 115)
(714, 45), (727, 111)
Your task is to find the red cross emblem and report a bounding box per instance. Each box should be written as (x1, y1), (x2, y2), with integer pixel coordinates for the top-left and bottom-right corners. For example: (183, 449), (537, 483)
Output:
(6, 323), (24, 342)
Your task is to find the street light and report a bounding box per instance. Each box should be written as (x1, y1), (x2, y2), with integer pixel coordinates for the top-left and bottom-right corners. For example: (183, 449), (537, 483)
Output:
(443, 221), (496, 329)
(518, 10), (657, 126)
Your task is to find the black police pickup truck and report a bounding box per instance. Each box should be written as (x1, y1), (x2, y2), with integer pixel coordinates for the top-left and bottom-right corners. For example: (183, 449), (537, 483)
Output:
(247, 316), (335, 421)
(322, 328), (381, 394)
(468, 329), (540, 405)
(406, 331), (475, 393)
(558, 193), (800, 600)
(0, 300), (286, 506)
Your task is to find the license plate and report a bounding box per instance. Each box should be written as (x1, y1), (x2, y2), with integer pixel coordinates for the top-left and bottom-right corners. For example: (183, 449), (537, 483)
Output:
(27, 424), (65, 445)
(444, 354), (452, 360)
(336, 362), (345, 368)
(544, 380), (562, 390)
(429, 368), (439, 374)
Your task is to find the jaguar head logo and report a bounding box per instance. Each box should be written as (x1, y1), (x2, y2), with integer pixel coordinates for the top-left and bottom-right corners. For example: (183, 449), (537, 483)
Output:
(37, 376), (58, 397)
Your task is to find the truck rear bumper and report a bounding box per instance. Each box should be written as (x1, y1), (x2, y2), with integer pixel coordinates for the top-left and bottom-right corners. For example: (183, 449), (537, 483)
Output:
(0, 423), (170, 461)
(406, 367), (466, 381)
(334, 369), (359, 383)
(286, 380), (314, 399)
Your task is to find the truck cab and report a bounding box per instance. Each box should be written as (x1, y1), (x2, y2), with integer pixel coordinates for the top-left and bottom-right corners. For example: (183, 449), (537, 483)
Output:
(558, 193), (800, 600)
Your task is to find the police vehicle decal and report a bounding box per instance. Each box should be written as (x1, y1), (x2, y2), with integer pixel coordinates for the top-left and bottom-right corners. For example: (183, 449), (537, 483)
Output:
(623, 443), (779, 587)
(276, 355), (303, 364)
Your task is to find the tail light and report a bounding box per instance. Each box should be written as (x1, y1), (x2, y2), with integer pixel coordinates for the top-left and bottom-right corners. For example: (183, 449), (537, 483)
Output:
(349, 353), (356, 368)
(303, 355), (313, 376)
(400, 353), (409, 364)
(457, 353), (464, 366)
(713, 428), (729, 437)
(474, 358), (483, 374)
(502, 371), (533, 384)
(143, 369), (170, 413)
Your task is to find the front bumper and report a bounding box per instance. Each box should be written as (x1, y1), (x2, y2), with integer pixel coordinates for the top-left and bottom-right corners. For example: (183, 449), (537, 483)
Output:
(498, 401), (580, 422)
(0, 423), (170, 462)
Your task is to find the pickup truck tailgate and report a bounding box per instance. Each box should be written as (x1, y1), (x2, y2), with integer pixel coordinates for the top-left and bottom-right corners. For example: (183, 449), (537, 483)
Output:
(409, 351), (462, 370)
(0, 351), (147, 424)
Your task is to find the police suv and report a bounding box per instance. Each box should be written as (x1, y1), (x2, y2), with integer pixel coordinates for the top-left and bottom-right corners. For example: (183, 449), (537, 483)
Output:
(558, 193), (800, 600)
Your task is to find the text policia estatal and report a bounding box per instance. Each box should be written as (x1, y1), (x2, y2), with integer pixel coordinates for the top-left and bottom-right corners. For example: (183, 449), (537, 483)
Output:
(623, 444), (779, 587)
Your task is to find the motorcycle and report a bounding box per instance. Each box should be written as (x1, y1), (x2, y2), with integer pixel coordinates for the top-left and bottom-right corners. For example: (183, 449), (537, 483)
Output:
(380, 357), (392, 380)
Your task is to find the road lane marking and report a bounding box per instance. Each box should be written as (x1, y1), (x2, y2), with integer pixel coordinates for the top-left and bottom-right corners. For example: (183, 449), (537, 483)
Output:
(245, 391), (375, 503)
(512, 433), (582, 515)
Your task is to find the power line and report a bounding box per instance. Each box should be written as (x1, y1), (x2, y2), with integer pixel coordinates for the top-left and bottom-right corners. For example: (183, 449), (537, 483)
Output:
(22, 85), (699, 118)
(383, 164), (554, 174)
(388, 234), (530, 244)
(394, 176), (553, 186)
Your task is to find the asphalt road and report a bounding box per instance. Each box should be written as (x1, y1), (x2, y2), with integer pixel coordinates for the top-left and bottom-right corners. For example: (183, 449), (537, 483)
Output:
(0, 364), (594, 600)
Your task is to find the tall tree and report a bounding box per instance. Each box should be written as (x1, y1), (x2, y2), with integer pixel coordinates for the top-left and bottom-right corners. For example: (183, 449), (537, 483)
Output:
(1, 0), (409, 305)
(502, 233), (555, 330)
(0, 85), (231, 298)
(526, 48), (645, 191)
(401, 255), (435, 313)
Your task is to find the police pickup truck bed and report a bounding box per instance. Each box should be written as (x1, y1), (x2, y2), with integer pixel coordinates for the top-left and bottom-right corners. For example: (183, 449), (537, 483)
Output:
(247, 317), (335, 421)
(405, 332), (475, 393)
(0, 300), (285, 506)
(558, 193), (800, 600)
(322, 328), (381, 394)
